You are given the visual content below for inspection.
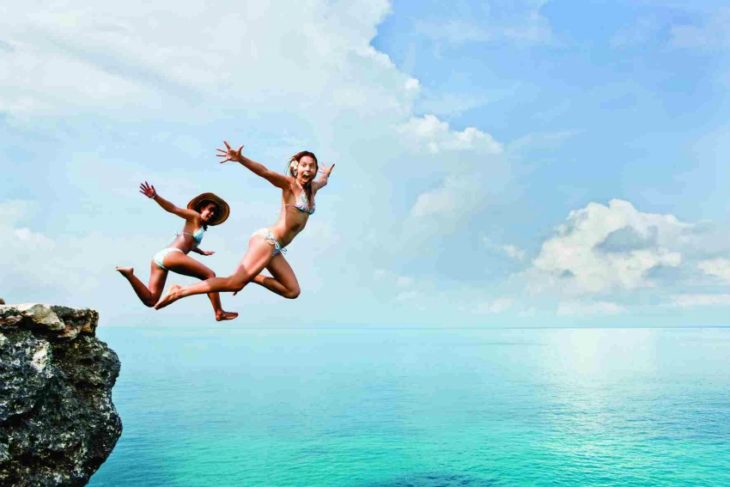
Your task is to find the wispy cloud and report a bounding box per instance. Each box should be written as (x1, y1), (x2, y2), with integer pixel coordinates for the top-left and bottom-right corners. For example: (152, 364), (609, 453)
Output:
(670, 8), (730, 49)
(482, 237), (526, 261)
(557, 300), (625, 316)
(502, 245), (526, 261)
(414, 1), (553, 47)
(672, 294), (730, 307)
(475, 297), (513, 314)
(697, 259), (730, 282)
(610, 17), (663, 48)
(410, 175), (482, 219)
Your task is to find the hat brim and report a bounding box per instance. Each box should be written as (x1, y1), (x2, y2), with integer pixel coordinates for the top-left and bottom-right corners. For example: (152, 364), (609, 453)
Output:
(187, 192), (230, 226)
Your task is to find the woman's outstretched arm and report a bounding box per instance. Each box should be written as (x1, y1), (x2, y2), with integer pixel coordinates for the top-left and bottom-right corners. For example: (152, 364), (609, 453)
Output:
(140, 181), (198, 220)
(217, 141), (290, 189)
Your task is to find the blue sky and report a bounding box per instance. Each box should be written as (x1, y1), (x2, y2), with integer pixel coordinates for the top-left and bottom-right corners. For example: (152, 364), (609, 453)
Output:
(2, 0), (730, 327)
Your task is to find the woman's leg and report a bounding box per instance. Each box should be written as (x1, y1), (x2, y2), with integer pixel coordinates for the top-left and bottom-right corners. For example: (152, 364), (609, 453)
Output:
(155, 236), (274, 309)
(116, 264), (168, 307)
(162, 252), (238, 321)
(252, 254), (301, 299)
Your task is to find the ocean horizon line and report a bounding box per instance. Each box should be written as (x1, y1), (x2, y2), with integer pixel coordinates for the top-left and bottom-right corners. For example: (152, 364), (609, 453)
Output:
(99, 323), (730, 330)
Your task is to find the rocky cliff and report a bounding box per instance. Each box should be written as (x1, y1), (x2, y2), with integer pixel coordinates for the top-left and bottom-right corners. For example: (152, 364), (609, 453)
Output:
(0, 303), (121, 486)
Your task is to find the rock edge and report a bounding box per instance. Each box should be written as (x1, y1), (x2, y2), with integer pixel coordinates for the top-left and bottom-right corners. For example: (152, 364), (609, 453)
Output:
(0, 303), (121, 486)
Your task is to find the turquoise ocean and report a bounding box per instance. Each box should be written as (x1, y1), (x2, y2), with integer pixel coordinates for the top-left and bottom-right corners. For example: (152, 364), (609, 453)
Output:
(90, 327), (730, 486)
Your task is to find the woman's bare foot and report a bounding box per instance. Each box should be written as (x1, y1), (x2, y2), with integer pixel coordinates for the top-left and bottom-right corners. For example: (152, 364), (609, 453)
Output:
(215, 310), (239, 322)
(116, 266), (134, 278)
(155, 284), (183, 309)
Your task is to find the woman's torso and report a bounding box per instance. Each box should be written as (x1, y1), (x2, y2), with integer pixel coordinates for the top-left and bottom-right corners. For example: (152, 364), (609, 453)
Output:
(270, 185), (316, 247)
(166, 219), (204, 253)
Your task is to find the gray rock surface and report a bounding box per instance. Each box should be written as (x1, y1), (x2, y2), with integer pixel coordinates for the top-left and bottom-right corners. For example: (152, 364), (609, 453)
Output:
(0, 304), (121, 486)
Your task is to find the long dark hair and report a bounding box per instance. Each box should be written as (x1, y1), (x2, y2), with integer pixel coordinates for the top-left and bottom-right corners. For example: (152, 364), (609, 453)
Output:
(288, 151), (318, 208)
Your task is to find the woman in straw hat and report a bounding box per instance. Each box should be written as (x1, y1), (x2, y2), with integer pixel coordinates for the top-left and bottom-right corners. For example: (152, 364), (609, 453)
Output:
(116, 183), (238, 321)
(155, 141), (334, 310)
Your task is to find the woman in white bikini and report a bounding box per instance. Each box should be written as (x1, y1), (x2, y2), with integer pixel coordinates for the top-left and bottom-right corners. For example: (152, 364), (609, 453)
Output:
(116, 184), (238, 321)
(155, 141), (334, 310)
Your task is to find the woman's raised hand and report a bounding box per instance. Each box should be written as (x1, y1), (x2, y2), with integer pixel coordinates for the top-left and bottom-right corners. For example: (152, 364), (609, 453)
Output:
(139, 181), (157, 199)
(216, 141), (244, 164)
(319, 163), (336, 177)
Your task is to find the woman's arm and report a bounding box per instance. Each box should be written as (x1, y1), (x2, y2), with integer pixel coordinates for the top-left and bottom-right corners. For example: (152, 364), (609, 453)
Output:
(139, 181), (198, 220)
(191, 247), (214, 256)
(313, 163), (335, 191)
(217, 141), (291, 189)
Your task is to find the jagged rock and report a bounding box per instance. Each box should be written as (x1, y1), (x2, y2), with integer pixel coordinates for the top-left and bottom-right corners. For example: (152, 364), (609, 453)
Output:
(0, 303), (121, 486)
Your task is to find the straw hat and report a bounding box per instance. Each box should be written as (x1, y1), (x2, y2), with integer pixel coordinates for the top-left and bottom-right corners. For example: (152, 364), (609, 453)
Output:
(187, 192), (230, 226)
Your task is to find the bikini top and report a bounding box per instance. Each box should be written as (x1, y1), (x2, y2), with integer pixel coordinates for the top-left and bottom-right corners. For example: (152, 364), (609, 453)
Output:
(286, 190), (315, 215)
(179, 227), (205, 246)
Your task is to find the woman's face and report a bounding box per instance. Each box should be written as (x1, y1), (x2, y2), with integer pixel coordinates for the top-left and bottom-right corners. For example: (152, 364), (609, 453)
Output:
(199, 203), (217, 223)
(296, 156), (317, 182)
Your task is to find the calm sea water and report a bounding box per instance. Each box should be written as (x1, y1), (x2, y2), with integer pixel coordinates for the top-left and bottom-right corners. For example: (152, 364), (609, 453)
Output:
(90, 327), (730, 486)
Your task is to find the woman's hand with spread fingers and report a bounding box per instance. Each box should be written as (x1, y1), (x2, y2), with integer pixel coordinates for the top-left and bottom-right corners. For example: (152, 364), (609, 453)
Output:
(139, 181), (157, 199)
(216, 141), (244, 164)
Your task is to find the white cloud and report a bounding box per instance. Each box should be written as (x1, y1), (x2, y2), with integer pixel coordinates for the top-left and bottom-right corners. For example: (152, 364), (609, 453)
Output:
(0, 1), (401, 119)
(404, 77), (420, 93)
(556, 300), (625, 316)
(399, 114), (502, 155)
(0, 201), (57, 287)
(481, 237), (527, 262)
(697, 258), (730, 282)
(410, 175), (483, 219)
(0, 200), (149, 303)
(502, 244), (526, 261)
(406, 126), (511, 226)
(529, 199), (690, 295)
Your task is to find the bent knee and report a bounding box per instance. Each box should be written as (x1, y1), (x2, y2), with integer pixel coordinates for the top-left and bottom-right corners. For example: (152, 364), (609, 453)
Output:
(284, 288), (301, 299)
(229, 278), (246, 293)
(144, 291), (162, 307)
